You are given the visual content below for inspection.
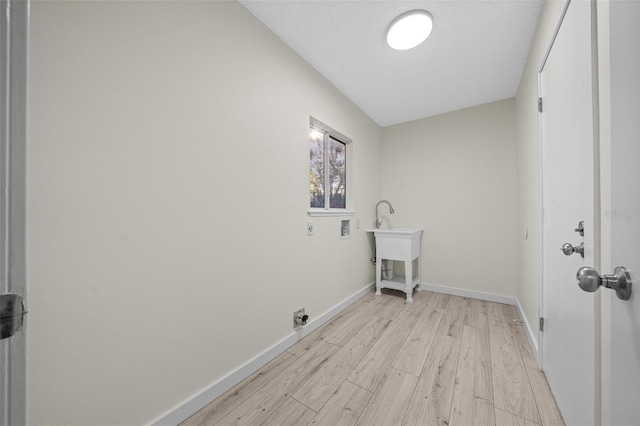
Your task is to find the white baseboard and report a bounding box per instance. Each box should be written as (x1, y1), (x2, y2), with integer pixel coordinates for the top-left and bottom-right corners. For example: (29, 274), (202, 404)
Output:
(419, 282), (539, 365)
(419, 282), (518, 305)
(149, 282), (375, 426)
(515, 298), (540, 362)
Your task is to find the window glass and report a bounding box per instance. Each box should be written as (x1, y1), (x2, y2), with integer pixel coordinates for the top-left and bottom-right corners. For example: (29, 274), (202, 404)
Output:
(309, 128), (324, 208)
(329, 136), (346, 208)
(309, 121), (350, 212)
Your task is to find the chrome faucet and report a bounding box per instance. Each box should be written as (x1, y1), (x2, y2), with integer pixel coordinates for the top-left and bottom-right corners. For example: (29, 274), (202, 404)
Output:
(375, 200), (395, 228)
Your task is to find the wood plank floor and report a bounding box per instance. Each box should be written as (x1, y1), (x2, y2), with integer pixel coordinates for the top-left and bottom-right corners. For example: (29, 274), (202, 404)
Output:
(182, 290), (565, 426)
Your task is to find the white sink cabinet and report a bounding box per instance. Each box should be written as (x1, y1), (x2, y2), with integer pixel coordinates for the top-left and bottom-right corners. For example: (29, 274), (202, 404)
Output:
(368, 228), (423, 302)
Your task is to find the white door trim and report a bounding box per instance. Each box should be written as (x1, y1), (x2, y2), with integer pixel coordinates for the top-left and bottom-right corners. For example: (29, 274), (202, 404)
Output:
(595, 2), (611, 424)
(0, 0), (28, 425)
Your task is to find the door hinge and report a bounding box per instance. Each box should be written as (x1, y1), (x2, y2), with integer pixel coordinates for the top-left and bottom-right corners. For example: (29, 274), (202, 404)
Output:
(0, 294), (26, 340)
(538, 97), (543, 112)
(539, 317), (545, 332)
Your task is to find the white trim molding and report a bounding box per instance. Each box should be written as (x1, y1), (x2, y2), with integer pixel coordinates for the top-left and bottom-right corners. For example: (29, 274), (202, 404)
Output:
(150, 281), (543, 425)
(307, 209), (356, 217)
(419, 282), (539, 365)
(515, 298), (540, 358)
(149, 282), (375, 426)
(419, 282), (517, 305)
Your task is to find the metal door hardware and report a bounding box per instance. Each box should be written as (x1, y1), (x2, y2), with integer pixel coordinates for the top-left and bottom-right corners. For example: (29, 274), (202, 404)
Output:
(561, 242), (584, 258)
(575, 220), (584, 237)
(0, 294), (25, 340)
(576, 266), (633, 300)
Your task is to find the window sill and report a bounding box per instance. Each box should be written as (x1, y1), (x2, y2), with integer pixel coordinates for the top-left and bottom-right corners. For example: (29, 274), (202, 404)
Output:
(308, 209), (356, 217)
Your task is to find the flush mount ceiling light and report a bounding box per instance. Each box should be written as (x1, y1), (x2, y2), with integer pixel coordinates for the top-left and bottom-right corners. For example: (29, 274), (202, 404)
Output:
(386, 10), (434, 51)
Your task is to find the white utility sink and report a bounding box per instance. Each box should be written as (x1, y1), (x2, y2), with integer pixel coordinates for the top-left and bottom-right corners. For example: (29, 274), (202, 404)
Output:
(367, 228), (423, 302)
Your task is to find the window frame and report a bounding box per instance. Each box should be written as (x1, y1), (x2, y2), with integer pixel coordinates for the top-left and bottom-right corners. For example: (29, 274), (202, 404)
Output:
(308, 117), (355, 217)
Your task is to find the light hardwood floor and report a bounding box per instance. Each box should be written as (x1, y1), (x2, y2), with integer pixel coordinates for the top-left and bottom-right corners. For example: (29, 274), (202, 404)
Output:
(182, 290), (565, 426)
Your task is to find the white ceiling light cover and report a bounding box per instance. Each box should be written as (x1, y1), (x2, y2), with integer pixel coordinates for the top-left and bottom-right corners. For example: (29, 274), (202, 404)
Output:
(386, 10), (433, 50)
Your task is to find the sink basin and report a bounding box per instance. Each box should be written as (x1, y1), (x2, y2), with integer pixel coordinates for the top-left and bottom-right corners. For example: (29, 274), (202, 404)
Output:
(367, 228), (423, 302)
(367, 228), (422, 260)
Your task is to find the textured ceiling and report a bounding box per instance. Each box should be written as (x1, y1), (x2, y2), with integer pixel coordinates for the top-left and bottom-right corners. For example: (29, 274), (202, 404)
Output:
(239, 0), (543, 127)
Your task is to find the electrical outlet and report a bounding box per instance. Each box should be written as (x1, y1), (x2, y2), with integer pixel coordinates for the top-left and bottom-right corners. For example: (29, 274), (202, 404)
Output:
(307, 221), (314, 236)
(293, 308), (308, 328)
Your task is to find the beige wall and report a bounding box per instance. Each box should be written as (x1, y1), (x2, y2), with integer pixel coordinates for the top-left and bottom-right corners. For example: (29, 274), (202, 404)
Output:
(25, 0), (562, 423)
(380, 99), (518, 297)
(26, 1), (381, 424)
(515, 0), (568, 347)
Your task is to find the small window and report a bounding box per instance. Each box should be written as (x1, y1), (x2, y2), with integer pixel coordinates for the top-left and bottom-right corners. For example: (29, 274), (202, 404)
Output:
(309, 119), (353, 216)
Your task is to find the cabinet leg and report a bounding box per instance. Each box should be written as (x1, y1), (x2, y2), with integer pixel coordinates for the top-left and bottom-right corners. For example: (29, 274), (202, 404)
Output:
(375, 257), (382, 296)
(405, 260), (413, 303)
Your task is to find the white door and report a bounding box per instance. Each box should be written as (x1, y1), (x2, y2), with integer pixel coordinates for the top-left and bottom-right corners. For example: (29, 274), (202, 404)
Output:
(602, 1), (640, 424)
(0, 1), (28, 425)
(540, 1), (598, 425)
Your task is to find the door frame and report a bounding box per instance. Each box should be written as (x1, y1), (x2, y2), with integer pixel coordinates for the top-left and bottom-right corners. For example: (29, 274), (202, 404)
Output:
(0, 0), (29, 425)
(536, 0), (602, 420)
(595, 1), (611, 423)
